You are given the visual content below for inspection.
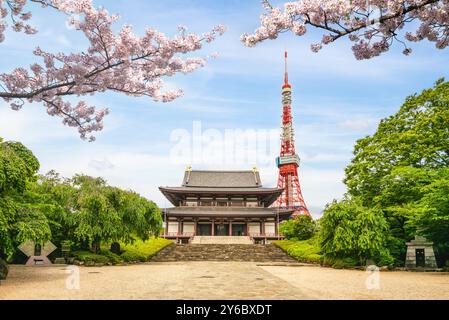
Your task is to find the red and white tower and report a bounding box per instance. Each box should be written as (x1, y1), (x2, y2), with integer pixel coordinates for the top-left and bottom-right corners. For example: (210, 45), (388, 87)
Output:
(275, 51), (310, 217)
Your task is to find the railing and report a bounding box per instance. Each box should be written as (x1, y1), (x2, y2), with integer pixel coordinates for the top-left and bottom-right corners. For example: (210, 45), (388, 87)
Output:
(163, 232), (195, 237)
(248, 232), (278, 238)
(179, 201), (263, 208)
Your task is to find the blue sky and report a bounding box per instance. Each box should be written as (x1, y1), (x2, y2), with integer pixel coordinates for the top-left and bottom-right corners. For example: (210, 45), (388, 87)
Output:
(1, 0), (448, 217)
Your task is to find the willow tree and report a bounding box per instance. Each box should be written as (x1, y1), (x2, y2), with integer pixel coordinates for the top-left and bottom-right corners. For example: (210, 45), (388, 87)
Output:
(320, 197), (392, 265)
(70, 175), (162, 254)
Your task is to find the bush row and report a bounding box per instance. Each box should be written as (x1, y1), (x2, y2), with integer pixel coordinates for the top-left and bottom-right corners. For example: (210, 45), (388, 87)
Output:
(71, 238), (174, 265)
(273, 238), (361, 268)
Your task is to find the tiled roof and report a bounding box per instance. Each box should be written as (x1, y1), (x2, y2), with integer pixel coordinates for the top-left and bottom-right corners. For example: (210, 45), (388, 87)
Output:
(159, 187), (280, 193)
(182, 170), (262, 188)
(159, 186), (283, 207)
(159, 169), (283, 207)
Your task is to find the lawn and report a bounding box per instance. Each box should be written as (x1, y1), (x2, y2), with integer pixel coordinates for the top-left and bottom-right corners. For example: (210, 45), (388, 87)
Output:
(273, 237), (361, 268)
(120, 237), (174, 261)
(72, 237), (173, 265)
(273, 236), (322, 264)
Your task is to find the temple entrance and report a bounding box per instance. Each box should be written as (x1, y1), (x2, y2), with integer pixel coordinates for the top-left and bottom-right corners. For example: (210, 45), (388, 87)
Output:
(214, 223), (229, 236)
(197, 224), (212, 236)
(232, 224), (246, 236)
(416, 249), (425, 267)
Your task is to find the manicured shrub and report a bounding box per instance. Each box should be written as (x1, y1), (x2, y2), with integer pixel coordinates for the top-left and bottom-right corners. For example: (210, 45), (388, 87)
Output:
(120, 237), (173, 260)
(120, 250), (147, 263)
(0, 258), (8, 280)
(72, 251), (110, 264)
(273, 236), (322, 264)
(100, 249), (122, 265)
(322, 256), (359, 269)
(280, 215), (317, 240)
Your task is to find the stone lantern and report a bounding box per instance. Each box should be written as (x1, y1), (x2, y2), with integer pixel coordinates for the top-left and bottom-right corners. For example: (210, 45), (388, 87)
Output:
(405, 236), (438, 270)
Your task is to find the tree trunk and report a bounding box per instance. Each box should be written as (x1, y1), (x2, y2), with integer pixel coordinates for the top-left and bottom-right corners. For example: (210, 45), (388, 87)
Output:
(0, 258), (9, 280)
(91, 238), (101, 254)
(80, 239), (90, 251)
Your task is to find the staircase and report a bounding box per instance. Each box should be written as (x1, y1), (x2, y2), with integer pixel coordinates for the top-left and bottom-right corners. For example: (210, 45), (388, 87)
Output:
(190, 236), (253, 244)
(151, 244), (297, 263)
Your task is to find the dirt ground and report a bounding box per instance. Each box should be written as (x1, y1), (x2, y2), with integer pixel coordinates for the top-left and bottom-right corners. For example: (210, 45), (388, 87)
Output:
(1, 262), (448, 300)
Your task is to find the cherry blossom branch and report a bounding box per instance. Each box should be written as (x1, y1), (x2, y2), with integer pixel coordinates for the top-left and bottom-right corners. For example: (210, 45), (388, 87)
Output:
(0, 0), (226, 141)
(242, 0), (448, 59)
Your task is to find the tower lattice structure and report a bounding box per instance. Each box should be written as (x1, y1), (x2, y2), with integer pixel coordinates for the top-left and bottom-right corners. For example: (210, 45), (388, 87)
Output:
(275, 51), (310, 218)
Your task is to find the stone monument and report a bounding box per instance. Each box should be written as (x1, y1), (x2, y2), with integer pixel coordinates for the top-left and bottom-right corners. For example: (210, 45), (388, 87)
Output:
(405, 236), (438, 270)
(18, 240), (57, 265)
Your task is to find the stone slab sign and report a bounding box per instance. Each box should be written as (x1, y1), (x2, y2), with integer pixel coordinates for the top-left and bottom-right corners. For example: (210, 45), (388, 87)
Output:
(18, 240), (57, 266)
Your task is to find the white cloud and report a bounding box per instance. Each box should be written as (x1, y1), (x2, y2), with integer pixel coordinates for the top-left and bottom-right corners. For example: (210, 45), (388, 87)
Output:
(88, 158), (115, 171)
(166, 103), (236, 114)
(302, 152), (350, 163)
(257, 165), (346, 217)
(339, 118), (377, 131)
(0, 105), (77, 143)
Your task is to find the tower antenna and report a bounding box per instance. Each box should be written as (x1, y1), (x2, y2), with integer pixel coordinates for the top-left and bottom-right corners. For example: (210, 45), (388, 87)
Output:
(284, 51), (288, 85)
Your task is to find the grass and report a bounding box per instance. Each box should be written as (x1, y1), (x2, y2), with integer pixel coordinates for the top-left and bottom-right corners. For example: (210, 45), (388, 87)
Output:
(120, 237), (173, 261)
(273, 236), (361, 268)
(73, 237), (174, 265)
(273, 236), (322, 264)
(72, 251), (111, 264)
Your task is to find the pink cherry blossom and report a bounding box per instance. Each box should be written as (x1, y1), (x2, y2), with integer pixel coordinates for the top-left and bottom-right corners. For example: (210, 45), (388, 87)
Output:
(242, 0), (449, 60)
(0, 0), (226, 141)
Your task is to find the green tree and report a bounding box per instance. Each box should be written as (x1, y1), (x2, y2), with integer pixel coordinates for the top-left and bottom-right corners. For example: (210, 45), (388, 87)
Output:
(0, 138), (51, 260)
(406, 175), (449, 265)
(70, 175), (162, 254)
(345, 79), (449, 206)
(22, 171), (77, 250)
(340, 79), (449, 265)
(320, 198), (393, 266)
(372, 167), (448, 262)
(280, 215), (316, 240)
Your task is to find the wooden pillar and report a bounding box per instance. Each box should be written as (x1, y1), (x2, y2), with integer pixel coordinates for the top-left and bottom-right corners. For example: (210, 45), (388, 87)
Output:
(229, 220), (233, 236)
(274, 219), (278, 236)
(211, 219), (215, 236)
(164, 215), (169, 236)
(261, 219), (266, 236)
(177, 218), (182, 235)
(194, 218), (198, 236)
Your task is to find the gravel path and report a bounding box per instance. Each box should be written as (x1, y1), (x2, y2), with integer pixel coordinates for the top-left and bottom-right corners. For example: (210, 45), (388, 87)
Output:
(1, 262), (448, 300)
(262, 265), (449, 300)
